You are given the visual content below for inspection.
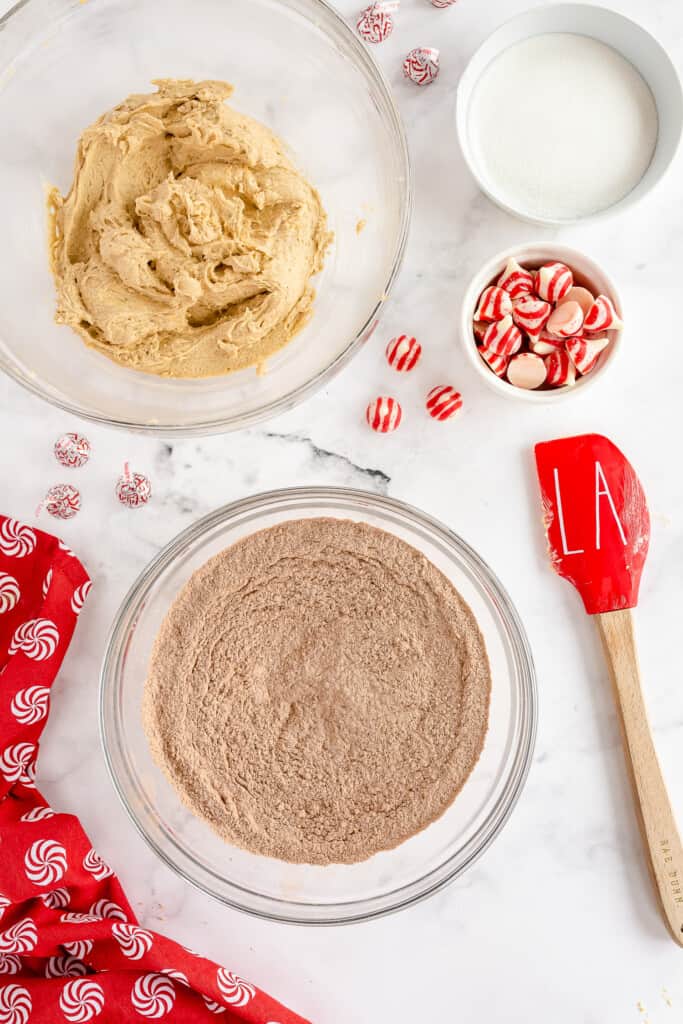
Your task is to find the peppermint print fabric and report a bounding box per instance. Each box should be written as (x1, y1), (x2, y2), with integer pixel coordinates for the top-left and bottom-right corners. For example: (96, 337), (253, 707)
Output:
(0, 516), (309, 1024)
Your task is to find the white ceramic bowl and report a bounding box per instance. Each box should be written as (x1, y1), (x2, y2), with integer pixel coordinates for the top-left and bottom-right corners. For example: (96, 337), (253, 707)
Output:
(456, 4), (683, 225)
(461, 244), (623, 403)
(0, 0), (410, 435)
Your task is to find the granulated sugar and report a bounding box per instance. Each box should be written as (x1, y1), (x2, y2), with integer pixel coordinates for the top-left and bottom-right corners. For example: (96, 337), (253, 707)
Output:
(468, 33), (658, 220)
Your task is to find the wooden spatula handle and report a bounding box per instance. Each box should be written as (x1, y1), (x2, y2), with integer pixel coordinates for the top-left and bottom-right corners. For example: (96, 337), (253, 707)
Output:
(596, 608), (683, 946)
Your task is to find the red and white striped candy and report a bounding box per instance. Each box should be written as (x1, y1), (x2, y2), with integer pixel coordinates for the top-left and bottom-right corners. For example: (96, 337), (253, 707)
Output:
(559, 286), (594, 318)
(54, 433), (91, 469)
(403, 47), (440, 86)
(512, 295), (551, 334)
(546, 300), (584, 338)
(474, 285), (512, 322)
(497, 258), (535, 300)
(545, 350), (576, 388)
(506, 353), (547, 390)
(536, 262), (573, 304)
(356, 2), (398, 43)
(480, 347), (508, 377)
(583, 294), (623, 332)
(366, 396), (402, 432)
(385, 334), (422, 372)
(45, 484), (80, 520)
(425, 386), (463, 421)
(482, 315), (522, 356)
(473, 320), (488, 343)
(529, 331), (565, 356)
(566, 335), (609, 375)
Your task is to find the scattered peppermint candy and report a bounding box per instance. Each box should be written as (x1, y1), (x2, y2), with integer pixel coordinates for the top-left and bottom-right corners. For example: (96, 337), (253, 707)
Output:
(385, 334), (422, 372)
(366, 396), (402, 433)
(115, 469), (151, 509)
(403, 47), (440, 86)
(426, 386), (463, 421)
(45, 484), (80, 520)
(54, 433), (91, 469)
(356, 1), (398, 43)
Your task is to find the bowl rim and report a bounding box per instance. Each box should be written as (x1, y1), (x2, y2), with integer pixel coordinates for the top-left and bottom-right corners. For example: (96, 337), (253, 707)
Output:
(0, 0), (412, 437)
(99, 486), (538, 925)
(461, 242), (624, 403)
(455, 2), (683, 227)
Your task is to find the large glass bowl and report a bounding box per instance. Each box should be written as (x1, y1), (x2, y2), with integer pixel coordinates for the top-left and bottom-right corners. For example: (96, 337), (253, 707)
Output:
(0, 0), (410, 435)
(100, 488), (537, 925)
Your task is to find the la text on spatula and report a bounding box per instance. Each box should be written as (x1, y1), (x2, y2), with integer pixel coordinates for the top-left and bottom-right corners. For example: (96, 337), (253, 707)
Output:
(535, 432), (683, 946)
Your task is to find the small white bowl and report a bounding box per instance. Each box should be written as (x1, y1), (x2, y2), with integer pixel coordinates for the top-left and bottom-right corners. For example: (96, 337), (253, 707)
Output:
(456, 4), (683, 225)
(461, 244), (623, 403)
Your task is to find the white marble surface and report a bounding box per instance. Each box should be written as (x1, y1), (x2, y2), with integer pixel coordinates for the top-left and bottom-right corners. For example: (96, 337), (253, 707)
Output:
(2, 0), (683, 1020)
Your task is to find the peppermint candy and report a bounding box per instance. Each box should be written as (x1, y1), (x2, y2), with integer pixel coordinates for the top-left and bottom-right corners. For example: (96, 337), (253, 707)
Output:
(403, 47), (440, 86)
(385, 334), (422, 372)
(59, 978), (105, 1022)
(546, 300), (584, 338)
(365, 396), (402, 433)
(0, 920), (37, 955)
(216, 968), (256, 1007)
(88, 900), (127, 922)
(545, 350), (576, 388)
(82, 849), (113, 882)
(529, 331), (564, 356)
(39, 887), (70, 910)
(9, 618), (59, 661)
(71, 581), (92, 616)
(566, 335), (609, 375)
(115, 471), (151, 509)
(583, 294), (623, 332)
(131, 973), (175, 1018)
(512, 296), (551, 334)
(111, 923), (153, 960)
(480, 347), (508, 377)
(497, 258), (534, 300)
(20, 806), (55, 823)
(481, 315), (522, 356)
(10, 687), (50, 725)
(0, 957), (21, 977)
(45, 954), (87, 978)
(425, 386), (463, 421)
(63, 941), (94, 960)
(0, 521), (36, 559)
(506, 352), (547, 390)
(0, 983), (31, 1024)
(54, 433), (91, 469)
(24, 839), (68, 887)
(0, 744), (37, 784)
(45, 484), (81, 521)
(356, 1), (397, 43)
(536, 262), (573, 304)
(474, 285), (512, 323)
(0, 575), (20, 616)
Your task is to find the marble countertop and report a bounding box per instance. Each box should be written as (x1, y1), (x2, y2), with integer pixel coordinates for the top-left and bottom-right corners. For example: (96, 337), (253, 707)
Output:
(2, 0), (683, 1020)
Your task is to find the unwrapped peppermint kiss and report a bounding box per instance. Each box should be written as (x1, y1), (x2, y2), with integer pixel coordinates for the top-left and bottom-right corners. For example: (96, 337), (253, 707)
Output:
(506, 353), (547, 390)
(482, 315), (522, 356)
(366, 396), (402, 432)
(529, 331), (564, 356)
(497, 258), (535, 300)
(425, 386), (463, 421)
(545, 350), (576, 388)
(546, 300), (584, 339)
(385, 334), (422, 371)
(512, 296), (551, 334)
(583, 294), (623, 332)
(474, 285), (512, 322)
(356, 2), (398, 43)
(480, 347), (508, 377)
(45, 484), (81, 520)
(403, 47), (440, 86)
(566, 335), (609, 375)
(559, 286), (594, 318)
(536, 262), (573, 304)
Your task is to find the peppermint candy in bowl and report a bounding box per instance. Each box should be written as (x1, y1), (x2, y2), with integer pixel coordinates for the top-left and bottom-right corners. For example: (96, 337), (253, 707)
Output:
(461, 244), (624, 402)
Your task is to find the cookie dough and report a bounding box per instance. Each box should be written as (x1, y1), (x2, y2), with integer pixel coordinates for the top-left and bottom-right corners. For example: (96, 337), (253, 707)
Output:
(143, 518), (491, 865)
(48, 79), (331, 377)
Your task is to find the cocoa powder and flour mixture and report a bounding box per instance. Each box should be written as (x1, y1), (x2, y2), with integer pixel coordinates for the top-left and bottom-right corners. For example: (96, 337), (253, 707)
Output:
(143, 518), (491, 864)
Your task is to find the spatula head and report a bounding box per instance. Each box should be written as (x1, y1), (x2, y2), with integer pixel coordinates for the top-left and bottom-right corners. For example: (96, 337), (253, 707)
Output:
(534, 433), (650, 615)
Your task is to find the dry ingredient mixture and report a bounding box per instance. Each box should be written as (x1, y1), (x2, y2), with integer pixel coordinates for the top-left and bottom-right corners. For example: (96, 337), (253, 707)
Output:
(48, 79), (331, 378)
(143, 518), (491, 865)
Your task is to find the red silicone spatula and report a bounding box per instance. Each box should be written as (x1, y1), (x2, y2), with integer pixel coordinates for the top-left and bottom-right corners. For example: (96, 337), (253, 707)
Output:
(534, 433), (683, 946)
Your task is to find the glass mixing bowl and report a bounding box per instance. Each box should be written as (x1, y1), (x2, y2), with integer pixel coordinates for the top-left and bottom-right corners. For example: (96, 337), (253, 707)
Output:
(100, 488), (537, 924)
(0, 0), (410, 434)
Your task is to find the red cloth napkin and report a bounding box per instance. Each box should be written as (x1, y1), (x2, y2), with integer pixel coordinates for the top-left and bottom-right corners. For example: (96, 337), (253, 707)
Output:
(0, 515), (310, 1024)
